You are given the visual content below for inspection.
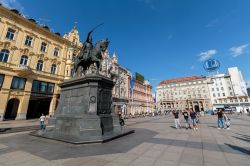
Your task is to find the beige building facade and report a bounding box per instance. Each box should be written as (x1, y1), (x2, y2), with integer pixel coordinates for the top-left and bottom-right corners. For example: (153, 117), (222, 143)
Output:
(157, 76), (212, 111)
(0, 6), (81, 120)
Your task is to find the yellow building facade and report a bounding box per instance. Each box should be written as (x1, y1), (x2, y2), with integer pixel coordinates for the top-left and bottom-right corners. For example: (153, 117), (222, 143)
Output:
(0, 6), (81, 120)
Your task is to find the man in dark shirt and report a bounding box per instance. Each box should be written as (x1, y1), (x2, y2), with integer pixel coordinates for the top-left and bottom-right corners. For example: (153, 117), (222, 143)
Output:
(190, 109), (198, 130)
(217, 109), (224, 129)
(173, 110), (181, 129)
(183, 109), (191, 130)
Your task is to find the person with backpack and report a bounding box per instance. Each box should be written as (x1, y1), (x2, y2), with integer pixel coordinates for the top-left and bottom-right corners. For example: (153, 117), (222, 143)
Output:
(190, 109), (198, 131)
(183, 109), (191, 130)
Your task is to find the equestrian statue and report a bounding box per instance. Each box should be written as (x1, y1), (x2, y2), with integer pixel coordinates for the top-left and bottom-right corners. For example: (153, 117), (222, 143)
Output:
(73, 24), (109, 76)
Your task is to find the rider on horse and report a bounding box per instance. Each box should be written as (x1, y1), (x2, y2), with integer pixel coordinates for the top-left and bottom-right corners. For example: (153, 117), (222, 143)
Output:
(79, 30), (93, 60)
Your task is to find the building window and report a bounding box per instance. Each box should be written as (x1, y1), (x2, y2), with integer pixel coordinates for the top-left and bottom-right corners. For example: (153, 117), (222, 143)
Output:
(40, 42), (47, 52)
(216, 88), (219, 91)
(213, 93), (216, 97)
(51, 64), (57, 74)
(0, 74), (5, 89)
(230, 92), (233, 96)
(218, 93), (220, 97)
(36, 60), (43, 71)
(11, 76), (26, 90)
(6, 28), (16, 40)
(31, 80), (39, 92)
(40, 82), (47, 92)
(20, 55), (28, 66)
(72, 54), (76, 60)
(47, 83), (55, 93)
(212, 88), (214, 91)
(32, 80), (55, 94)
(222, 93), (225, 97)
(24, 36), (33, 46)
(221, 87), (224, 91)
(229, 87), (232, 90)
(54, 47), (59, 57)
(0, 49), (9, 63)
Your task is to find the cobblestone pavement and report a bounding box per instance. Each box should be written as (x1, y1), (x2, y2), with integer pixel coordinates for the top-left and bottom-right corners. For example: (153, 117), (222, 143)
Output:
(0, 114), (249, 166)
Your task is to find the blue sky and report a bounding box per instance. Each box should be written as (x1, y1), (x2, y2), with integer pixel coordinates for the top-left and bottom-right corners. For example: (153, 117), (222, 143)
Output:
(1, 0), (250, 89)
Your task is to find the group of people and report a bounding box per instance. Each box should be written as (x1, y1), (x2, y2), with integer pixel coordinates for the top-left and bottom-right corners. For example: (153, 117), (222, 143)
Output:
(39, 114), (54, 130)
(172, 108), (231, 131)
(217, 109), (231, 130)
(172, 109), (199, 130)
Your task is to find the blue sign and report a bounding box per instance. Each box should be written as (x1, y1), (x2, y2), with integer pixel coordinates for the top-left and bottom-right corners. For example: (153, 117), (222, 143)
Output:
(203, 59), (220, 72)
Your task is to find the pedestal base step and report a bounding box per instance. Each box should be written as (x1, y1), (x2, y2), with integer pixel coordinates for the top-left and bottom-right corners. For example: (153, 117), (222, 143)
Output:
(30, 128), (134, 144)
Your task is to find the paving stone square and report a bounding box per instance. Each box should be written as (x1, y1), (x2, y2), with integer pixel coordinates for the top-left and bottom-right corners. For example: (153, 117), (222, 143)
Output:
(0, 114), (250, 166)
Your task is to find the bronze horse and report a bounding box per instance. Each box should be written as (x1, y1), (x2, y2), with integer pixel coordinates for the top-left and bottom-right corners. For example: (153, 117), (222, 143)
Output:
(73, 38), (109, 76)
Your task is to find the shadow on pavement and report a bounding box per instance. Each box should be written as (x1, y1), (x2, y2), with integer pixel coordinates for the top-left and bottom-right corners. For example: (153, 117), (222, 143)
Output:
(233, 133), (250, 143)
(225, 143), (250, 155)
(0, 127), (158, 160)
(147, 137), (250, 156)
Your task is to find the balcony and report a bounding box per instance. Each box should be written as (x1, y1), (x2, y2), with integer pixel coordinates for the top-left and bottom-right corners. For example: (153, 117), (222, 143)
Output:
(13, 64), (33, 76)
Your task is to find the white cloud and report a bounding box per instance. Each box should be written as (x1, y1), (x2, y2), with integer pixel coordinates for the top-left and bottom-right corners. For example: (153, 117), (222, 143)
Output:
(137, 0), (157, 10)
(198, 49), (217, 61)
(229, 44), (250, 57)
(0, 0), (24, 11)
(190, 65), (195, 70)
(205, 18), (219, 28)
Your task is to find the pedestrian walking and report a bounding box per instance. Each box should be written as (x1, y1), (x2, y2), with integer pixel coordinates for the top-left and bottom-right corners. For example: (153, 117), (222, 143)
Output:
(217, 109), (224, 129)
(239, 110), (243, 118)
(190, 109), (198, 131)
(173, 110), (181, 129)
(183, 109), (191, 130)
(224, 113), (231, 130)
(39, 114), (46, 130)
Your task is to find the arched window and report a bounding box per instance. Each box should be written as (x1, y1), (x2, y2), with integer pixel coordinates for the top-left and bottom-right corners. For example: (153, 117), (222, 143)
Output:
(53, 47), (59, 57)
(51, 64), (56, 74)
(0, 49), (9, 62)
(36, 60), (43, 71)
(20, 55), (28, 66)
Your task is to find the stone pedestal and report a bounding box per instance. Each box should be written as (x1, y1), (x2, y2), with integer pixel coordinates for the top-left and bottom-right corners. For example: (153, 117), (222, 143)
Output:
(31, 74), (134, 144)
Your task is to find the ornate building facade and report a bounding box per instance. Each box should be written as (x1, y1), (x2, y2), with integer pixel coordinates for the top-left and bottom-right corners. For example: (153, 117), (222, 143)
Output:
(100, 51), (131, 114)
(127, 78), (154, 115)
(156, 76), (212, 111)
(0, 6), (81, 120)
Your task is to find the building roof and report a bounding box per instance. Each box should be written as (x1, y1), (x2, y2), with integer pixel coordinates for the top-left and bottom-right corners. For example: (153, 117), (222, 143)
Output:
(158, 76), (205, 85)
(0, 5), (69, 44)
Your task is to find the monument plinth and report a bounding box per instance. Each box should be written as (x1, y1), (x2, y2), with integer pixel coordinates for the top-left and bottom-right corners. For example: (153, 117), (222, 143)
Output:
(31, 74), (134, 144)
